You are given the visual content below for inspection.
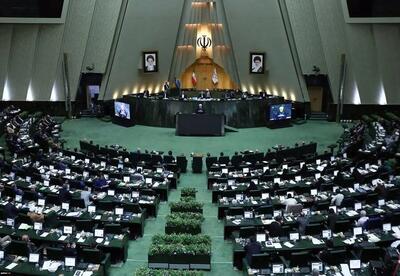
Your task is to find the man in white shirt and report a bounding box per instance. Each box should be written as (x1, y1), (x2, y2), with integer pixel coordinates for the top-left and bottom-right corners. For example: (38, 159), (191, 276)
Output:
(331, 190), (344, 206)
(356, 210), (369, 227)
(282, 194), (298, 211)
(80, 186), (92, 207)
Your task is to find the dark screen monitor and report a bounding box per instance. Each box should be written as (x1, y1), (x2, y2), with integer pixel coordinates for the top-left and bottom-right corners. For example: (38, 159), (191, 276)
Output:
(269, 103), (292, 121)
(346, 0), (400, 18)
(114, 101), (131, 120)
(0, 0), (65, 18)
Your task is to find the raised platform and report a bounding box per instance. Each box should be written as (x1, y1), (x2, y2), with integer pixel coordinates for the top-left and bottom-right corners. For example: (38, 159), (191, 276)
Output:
(121, 95), (284, 128)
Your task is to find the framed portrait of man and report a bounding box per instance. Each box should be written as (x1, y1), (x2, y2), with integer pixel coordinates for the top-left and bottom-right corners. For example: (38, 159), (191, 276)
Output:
(250, 52), (265, 74)
(143, 51), (158, 73)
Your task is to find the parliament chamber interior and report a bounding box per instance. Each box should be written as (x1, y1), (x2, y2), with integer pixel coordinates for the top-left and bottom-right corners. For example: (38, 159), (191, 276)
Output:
(0, 0), (400, 275)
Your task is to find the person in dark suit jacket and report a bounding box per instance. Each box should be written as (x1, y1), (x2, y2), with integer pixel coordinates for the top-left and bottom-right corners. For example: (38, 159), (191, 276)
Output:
(244, 236), (262, 267)
(64, 243), (77, 257)
(297, 212), (310, 235)
(4, 198), (18, 219)
(268, 216), (283, 237)
(195, 104), (205, 114)
(59, 184), (71, 203)
(327, 208), (338, 232)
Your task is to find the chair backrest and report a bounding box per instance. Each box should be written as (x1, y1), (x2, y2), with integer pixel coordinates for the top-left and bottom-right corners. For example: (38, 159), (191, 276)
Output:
(255, 205), (273, 215)
(81, 248), (103, 264)
(218, 156), (230, 165)
(70, 198), (86, 209)
(76, 220), (94, 232)
(97, 201), (115, 211)
(334, 220), (351, 233)
(46, 194), (60, 205)
(290, 251), (310, 267)
(46, 247), (64, 261)
(141, 189), (156, 197)
(305, 223), (322, 236)
(15, 213), (31, 225)
(361, 247), (382, 262)
(23, 191), (37, 201)
(315, 201), (330, 211)
(251, 253), (270, 269)
(328, 249), (347, 265)
(105, 223), (122, 235)
(239, 226), (256, 238)
(176, 156), (187, 173)
(247, 190), (261, 197)
(227, 207), (244, 217)
(365, 217), (382, 231)
(6, 241), (29, 257)
(124, 203), (142, 213)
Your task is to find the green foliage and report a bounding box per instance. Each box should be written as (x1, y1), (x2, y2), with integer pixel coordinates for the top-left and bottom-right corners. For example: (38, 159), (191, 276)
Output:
(180, 187), (197, 199)
(170, 200), (203, 213)
(166, 212), (204, 234)
(149, 234), (211, 256)
(135, 266), (203, 276)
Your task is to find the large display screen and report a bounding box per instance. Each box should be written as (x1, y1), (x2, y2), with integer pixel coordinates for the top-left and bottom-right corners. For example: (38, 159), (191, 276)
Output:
(346, 0), (400, 18)
(0, 0), (65, 18)
(269, 103), (292, 121)
(114, 101), (131, 120)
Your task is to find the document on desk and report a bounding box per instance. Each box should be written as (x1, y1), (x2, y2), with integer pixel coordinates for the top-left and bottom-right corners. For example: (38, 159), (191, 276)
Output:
(5, 263), (18, 270)
(261, 219), (274, 225)
(58, 235), (67, 241)
(232, 219), (241, 225)
(311, 238), (323, 245)
(346, 210), (358, 217)
(66, 211), (81, 217)
(284, 242), (294, 248)
(40, 232), (49, 237)
(96, 238), (104, 243)
(77, 237), (85, 243)
(273, 243), (282, 249)
(82, 271), (94, 276)
(340, 264), (352, 276)
(368, 234), (380, 242)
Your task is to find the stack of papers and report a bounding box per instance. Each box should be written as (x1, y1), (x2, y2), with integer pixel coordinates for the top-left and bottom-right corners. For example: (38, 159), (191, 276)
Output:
(5, 263), (18, 270)
(231, 219), (241, 225)
(368, 234), (380, 242)
(311, 238), (323, 245)
(42, 261), (62, 272)
(18, 223), (31, 230)
(346, 210), (358, 217)
(284, 242), (294, 248)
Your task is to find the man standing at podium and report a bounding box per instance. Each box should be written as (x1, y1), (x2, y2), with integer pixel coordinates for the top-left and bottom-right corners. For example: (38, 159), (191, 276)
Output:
(195, 103), (205, 114)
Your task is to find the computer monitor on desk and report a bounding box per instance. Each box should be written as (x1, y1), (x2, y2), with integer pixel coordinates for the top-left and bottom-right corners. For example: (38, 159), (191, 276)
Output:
(272, 264), (284, 274)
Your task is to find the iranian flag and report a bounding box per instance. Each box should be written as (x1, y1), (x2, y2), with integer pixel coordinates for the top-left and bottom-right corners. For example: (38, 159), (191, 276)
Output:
(191, 71), (197, 87)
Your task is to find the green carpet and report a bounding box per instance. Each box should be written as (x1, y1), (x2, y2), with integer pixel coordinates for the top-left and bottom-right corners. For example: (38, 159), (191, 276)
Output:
(60, 118), (343, 276)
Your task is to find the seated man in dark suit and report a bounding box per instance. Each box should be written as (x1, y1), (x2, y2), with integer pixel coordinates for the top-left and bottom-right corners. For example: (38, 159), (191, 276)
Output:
(244, 236), (262, 267)
(327, 208), (338, 232)
(94, 173), (108, 191)
(195, 104), (205, 114)
(268, 216), (283, 237)
(59, 184), (71, 203)
(4, 198), (18, 219)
